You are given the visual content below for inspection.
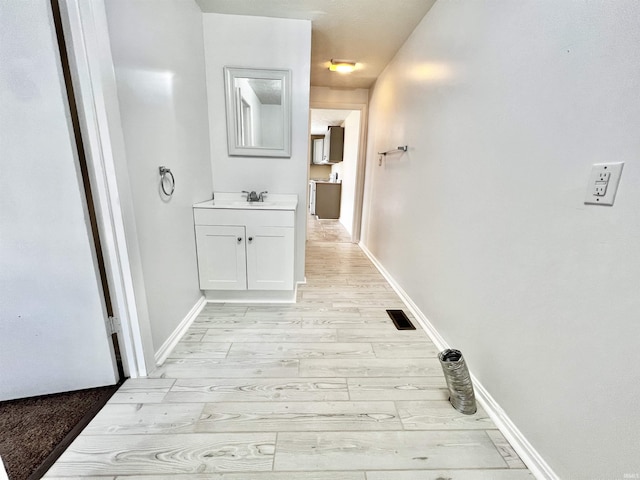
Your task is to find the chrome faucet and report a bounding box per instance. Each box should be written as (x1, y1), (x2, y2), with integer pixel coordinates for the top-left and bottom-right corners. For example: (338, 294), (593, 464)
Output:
(242, 190), (268, 202)
(242, 190), (258, 202)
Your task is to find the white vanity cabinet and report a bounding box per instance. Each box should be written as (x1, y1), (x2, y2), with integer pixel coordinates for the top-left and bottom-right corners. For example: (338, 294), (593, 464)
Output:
(193, 198), (296, 293)
(245, 225), (294, 290)
(195, 225), (247, 290)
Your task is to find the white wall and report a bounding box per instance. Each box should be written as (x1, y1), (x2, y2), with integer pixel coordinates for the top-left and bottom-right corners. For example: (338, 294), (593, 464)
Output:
(203, 13), (311, 282)
(310, 86), (369, 105)
(104, 0), (212, 352)
(333, 111), (360, 236)
(0, 0), (116, 400)
(362, 1), (640, 478)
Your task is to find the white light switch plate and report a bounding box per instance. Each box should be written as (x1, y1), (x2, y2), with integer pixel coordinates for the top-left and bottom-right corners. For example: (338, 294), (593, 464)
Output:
(584, 162), (624, 206)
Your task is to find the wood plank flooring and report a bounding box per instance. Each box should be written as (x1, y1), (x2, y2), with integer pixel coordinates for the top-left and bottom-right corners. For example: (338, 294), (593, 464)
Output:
(44, 216), (533, 479)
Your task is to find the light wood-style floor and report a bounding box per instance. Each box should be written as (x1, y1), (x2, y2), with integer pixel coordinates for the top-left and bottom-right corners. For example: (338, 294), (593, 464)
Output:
(44, 215), (533, 479)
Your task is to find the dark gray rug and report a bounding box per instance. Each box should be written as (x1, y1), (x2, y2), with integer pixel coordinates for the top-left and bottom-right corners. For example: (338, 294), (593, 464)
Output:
(0, 385), (118, 480)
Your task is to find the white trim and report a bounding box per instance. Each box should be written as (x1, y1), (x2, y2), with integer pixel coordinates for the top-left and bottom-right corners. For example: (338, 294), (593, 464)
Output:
(204, 283), (299, 304)
(472, 378), (560, 480)
(59, 0), (150, 377)
(0, 454), (8, 480)
(359, 242), (559, 480)
(155, 296), (207, 366)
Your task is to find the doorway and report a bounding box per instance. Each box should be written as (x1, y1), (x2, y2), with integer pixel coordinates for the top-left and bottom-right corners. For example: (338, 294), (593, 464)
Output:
(308, 106), (366, 243)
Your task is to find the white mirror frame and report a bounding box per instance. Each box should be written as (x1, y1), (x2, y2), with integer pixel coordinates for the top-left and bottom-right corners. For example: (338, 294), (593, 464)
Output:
(224, 67), (292, 158)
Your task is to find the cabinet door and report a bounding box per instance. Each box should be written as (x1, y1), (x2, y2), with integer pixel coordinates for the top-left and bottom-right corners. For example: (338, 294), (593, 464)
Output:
(327, 126), (344, 162)
(246, 226), (294, 290)
(195, 225), (246, 290)
(315, 182), (341, 219)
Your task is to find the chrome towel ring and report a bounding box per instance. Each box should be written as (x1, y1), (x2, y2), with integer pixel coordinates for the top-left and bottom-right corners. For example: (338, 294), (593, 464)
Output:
(159, 166), (175, 197)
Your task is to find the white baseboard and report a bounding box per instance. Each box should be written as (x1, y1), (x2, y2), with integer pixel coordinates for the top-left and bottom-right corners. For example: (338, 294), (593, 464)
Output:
(154, 296), (207, 366)
(359, 242), (558, 480)
(471, 377), (559, 480)
(204, 284), (299, 304)
(0, 454), (8, 480)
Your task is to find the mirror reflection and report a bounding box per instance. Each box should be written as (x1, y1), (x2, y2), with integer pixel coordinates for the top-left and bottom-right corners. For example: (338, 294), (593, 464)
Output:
(224, 67), (291, 157)
(234, 78), (283, 148)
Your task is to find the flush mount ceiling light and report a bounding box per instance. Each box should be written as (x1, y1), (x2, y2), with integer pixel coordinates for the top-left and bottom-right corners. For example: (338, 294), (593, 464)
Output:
(329, 59), (356, 73)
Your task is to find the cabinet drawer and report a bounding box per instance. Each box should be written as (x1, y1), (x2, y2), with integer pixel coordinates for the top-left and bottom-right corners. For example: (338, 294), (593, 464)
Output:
(194, 208), (294, 228)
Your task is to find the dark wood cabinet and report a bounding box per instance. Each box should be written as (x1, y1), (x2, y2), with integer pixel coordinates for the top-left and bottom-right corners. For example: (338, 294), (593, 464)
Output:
(315, 182), (341, 219)
(324, 126), (344, 163)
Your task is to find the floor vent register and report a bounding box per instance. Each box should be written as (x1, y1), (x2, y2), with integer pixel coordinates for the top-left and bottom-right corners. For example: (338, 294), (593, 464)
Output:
(386, 309), (416, 330)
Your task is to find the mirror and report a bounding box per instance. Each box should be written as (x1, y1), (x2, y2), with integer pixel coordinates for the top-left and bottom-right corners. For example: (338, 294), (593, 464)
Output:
(224, 67), (292, 157)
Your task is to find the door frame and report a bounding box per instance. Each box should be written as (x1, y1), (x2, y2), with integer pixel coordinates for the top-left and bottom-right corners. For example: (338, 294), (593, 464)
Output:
(309, 101), (369, 243)
(51, 0), (123, 379)
(57, 0), (154, 377)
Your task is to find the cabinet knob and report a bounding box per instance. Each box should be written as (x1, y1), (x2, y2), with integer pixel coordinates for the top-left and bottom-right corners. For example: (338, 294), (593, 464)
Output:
(237, 237), (242, 243)
(248, 237), (253, 242)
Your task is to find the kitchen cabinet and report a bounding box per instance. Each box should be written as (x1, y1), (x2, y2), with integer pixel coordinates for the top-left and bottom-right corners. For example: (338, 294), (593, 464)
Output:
(323, 126), (344, 163)
(315, 182), (341, 219)
(194, 198), (296, 292)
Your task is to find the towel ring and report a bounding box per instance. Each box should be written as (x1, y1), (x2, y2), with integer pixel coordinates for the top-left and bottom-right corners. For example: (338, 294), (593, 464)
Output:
(159, 166), (175, 196)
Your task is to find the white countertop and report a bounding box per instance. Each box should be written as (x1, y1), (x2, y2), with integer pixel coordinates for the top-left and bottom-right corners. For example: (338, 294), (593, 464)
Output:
(194, 192), (298, 211)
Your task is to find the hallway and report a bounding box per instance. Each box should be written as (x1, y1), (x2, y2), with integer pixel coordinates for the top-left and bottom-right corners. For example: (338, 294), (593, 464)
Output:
(44, 219), (533, 478)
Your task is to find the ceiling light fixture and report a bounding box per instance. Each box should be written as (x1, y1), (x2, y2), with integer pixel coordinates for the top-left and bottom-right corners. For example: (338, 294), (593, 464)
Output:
(329, 59), (356, 74)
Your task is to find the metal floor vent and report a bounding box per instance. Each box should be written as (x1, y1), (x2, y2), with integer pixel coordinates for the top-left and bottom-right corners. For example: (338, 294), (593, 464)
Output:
(386, 309), (416, 330)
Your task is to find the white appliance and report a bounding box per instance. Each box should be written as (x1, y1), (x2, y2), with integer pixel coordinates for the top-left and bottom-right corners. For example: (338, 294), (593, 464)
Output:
(312, 138), (324, 164)
(309, 180), (317, 215)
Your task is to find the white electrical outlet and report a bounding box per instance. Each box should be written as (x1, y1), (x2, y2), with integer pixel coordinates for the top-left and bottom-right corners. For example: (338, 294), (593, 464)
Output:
(584, 162), (624, 206)
(593, 183), (607, 196)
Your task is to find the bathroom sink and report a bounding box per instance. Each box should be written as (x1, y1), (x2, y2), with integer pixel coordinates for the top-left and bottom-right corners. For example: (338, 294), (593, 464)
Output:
(232, 201), (274, 207)
(193, 193), (297, 211)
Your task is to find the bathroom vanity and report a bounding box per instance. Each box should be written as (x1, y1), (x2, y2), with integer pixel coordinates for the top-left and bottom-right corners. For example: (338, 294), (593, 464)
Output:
(193, 193), (297, 301)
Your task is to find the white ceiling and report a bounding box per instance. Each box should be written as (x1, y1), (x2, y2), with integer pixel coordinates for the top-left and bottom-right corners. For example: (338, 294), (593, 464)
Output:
(195, 0), (437, 89)
(247, 79), (282, 105)
(310, 108), (353, 135)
